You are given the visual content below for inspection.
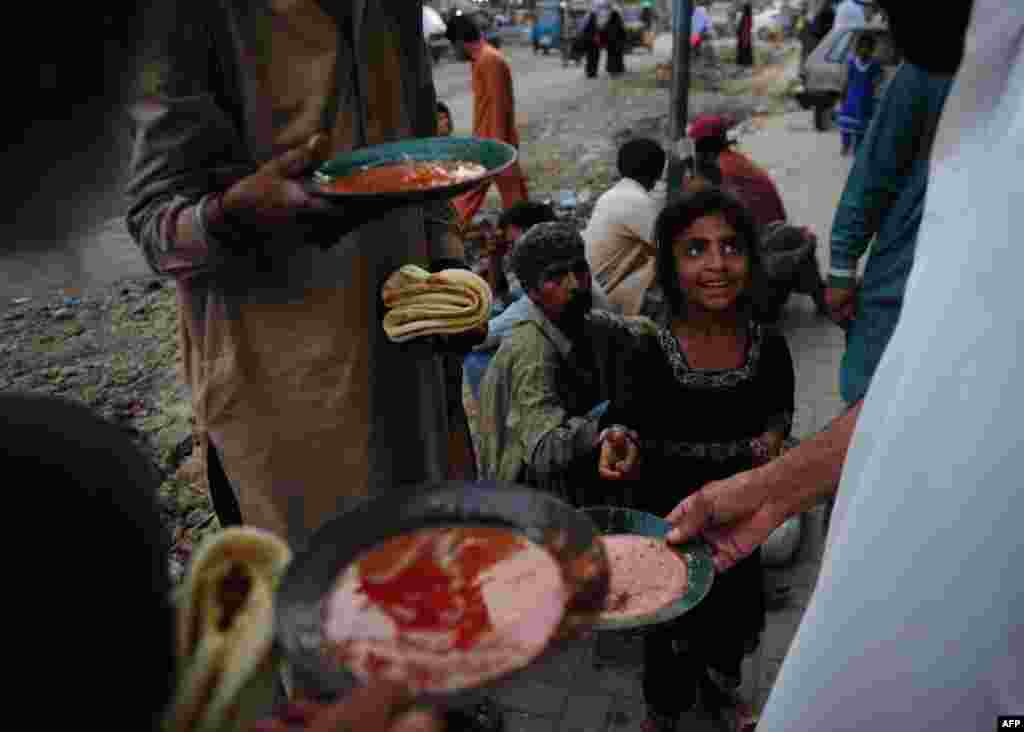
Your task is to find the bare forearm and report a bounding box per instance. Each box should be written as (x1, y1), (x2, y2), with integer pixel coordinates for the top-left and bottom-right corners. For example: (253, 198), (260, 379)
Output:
(758, 401), (862, 518)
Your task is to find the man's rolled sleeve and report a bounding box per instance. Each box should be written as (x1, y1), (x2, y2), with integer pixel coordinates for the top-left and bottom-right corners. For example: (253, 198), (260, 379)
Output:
(126, 92), (256, 281)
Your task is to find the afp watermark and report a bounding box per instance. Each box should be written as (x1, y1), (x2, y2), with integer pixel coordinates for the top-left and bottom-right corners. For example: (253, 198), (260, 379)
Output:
(999, 717), (1024, 730)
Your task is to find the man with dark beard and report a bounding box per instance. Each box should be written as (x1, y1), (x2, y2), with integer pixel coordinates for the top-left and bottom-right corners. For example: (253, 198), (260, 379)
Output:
(476, 222), (655, 506)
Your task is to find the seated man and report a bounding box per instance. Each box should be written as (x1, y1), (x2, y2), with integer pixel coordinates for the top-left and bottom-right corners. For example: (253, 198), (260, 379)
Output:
(583, 137), (666, 316)
(688, 113), (827, 319)
(463, 204), (616, 464)
(476, 222), (654, 506)
(471, 202), (618, 356)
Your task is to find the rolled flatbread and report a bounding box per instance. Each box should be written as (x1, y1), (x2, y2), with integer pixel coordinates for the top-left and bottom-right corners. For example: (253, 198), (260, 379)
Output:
(382, 265), (493, 343)
(166, 527), (292, 732)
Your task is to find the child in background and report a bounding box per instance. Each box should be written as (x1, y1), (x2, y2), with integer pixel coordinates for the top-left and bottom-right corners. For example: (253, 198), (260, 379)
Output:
(837, 34), (883, 156)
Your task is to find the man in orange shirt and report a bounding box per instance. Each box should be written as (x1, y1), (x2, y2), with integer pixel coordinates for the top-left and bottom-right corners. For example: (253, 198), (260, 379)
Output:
(447, 14), (529, 226)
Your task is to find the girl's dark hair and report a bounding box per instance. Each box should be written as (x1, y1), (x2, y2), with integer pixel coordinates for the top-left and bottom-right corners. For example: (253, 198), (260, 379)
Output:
(655, 187), (764, 319)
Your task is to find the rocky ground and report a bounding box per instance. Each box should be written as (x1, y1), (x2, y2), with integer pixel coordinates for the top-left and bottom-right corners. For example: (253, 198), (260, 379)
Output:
(0, 277), (208, 582)
(0, 42), (801, 584)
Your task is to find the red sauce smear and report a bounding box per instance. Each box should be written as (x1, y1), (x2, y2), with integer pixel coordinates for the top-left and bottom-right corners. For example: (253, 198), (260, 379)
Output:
(321, 161), (486, 194)
(358, 528), (525, 651)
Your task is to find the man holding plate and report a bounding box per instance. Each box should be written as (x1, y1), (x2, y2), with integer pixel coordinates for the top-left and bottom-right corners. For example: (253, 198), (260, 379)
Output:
(127, 2), (479, 552)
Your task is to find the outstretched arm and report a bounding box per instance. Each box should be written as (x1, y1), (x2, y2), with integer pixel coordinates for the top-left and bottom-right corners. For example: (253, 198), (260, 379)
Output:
(666, 401), (862, 570)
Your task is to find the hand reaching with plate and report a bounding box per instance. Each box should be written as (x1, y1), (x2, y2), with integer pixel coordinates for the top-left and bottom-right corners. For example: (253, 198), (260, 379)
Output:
(665, 469), (785, 572)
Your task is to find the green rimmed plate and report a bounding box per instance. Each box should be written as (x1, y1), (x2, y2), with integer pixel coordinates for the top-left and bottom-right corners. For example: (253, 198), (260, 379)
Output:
(581, 506), (714, 631)
(308, 136), (518, 204)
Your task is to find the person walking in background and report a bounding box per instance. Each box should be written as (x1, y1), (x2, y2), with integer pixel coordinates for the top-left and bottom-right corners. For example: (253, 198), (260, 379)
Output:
(837, 34), (883, 156)
(690, 1), (713, 56)
(736, 3), (754, 67)
(447, 13), (529, 225)
(604, 5), (628, 76)
(579, 1), (628, 79)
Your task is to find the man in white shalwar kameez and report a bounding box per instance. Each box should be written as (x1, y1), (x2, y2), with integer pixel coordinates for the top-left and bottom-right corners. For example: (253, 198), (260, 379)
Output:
(661, 1), (1023, 728)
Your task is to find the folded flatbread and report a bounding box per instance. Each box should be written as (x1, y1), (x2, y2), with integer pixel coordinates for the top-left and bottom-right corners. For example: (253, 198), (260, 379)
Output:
(166, 527), (292, 732)
(382, 265), (493, 342)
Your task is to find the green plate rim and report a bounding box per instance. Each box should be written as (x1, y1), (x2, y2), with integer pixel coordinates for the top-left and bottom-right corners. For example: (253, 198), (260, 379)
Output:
(307, 136), (518, 204)
(581, 505), (715, 631)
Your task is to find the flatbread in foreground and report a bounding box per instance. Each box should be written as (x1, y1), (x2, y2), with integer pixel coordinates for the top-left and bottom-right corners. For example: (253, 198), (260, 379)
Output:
(166, 527), (292, 732)
(382, 265), (493, 342)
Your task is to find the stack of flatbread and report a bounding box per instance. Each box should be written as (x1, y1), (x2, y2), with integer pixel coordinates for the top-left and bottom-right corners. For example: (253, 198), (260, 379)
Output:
(165, 527), (292, 732)
(382, 264), (493, 343)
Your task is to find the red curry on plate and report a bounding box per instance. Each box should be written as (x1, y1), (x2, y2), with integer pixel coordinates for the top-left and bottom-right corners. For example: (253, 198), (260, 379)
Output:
(321, 526), (568, 693)
(318, 160), (487, 194)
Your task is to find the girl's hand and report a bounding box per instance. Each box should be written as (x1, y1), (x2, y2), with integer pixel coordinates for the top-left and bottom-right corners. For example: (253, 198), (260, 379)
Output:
(598, 427), (641, 480)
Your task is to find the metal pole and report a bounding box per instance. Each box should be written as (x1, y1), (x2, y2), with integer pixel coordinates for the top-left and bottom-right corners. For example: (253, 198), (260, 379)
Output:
(666, 0), (693, 197)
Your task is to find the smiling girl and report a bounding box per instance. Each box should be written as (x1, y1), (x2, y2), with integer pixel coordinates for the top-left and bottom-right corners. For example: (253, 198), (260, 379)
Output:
(597, 188), (795, 732)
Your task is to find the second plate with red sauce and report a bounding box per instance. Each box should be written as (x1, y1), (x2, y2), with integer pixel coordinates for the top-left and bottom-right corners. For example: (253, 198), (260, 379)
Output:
(275, 481), (609, 702)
